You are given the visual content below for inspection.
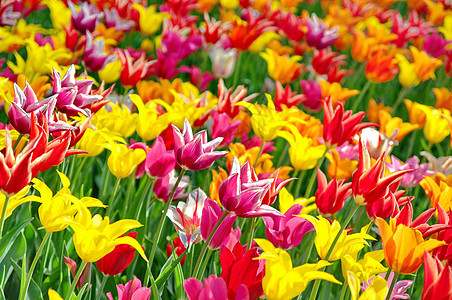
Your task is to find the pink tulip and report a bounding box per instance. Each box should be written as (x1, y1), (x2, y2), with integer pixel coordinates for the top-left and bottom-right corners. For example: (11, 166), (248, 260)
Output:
(201, 198), (237, 249)
(107, 278), (151, 300)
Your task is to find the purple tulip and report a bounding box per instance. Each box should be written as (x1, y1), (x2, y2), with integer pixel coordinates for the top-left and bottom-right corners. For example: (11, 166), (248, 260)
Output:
(167, 189), (207, 248)
(219, 157), (283, 218)
(305, 13), (339, 50)
(210, 110), (241, 148)
(201, 198), (237, 250)
(8, 83), (73, 134)
(184, 275), (249, 300)
(423, 32), (452, 58)
(51, 65), (103, 116)
(145, 136), (176, 178)
(263, 204), (314, 250)
(82, 32), (116, 72)
(104, 8), (134, 32)
(386, 155), (435, 188)
(300, 79), (322, 112)
(107, 278), (151, 300)
(172, 119), (228, 171)
(68, 1), (103, 34)
(153, 170), (189, 203)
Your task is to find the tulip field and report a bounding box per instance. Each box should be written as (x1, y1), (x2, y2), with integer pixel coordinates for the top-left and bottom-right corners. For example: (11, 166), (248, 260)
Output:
(1, 0), (452, 299)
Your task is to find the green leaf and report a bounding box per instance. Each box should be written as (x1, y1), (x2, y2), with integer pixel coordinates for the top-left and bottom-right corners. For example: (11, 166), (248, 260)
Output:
(149, 271), (162, 300)
(172, 247), (185, 299)
(11, 250), (43, 299)
(0, 218), (32, 265)
(155, 248), (188, 290)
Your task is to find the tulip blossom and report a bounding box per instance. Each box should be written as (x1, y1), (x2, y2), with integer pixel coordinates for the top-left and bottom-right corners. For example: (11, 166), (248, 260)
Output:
(365, 50), (399, 83)
(422, 108), (450, 144)
(63, 256), (91, 290)
(260, 48), (302, 84)
(0, 185), (30, 221)
(259, 169), (295, 206)
(117, 48), (153, 88)
(184, 275), (246, 300)
(377, 110), (419, 142)
(278, 188), (316, 215)
(375, 217), (446, 274)
(410, 46), (442, 82)
(273, 81), (305, 111)
(209, 44), (237, 79)
(255, 239), (341, 300)
(217, 79), (258, 119)
(65, 203), (147, 263)
(420, 176), (452, 213)
(166, 237), (187, 265)
(68, 1), (103, 33)
(153, 170), (190, 203)
(220, 240), (265, 300)
(201, 198), (237, 249)
(28, 171), (104, 232)
(129, 94), (169, 141)
(365, 187), (412, 220)
(82, 32), (116, 72)
(352, 139), (411, 206)
(263, 204), (314, 250)
(107, 278), (151, 300)
(341, 251), (387, 285)
(167, 189), (208, 248)
(386, 155), (434, 188)
(278, 127), (326, 171)
(323, 97), (376, 148)
(237, 94), (296, 143)
(104, 143), (146, 179)
(131, 4), (167, 36)
(305, 13), (339, 50)
(351, 275), (388, 300)
(422, 251), (452, 300)
(172, 119), (227, 171)
(96, 232), (138, 276)
(303, 215), (375, 261)
(142, 136), (175, 178)
(300, 79), (323, 112)
(219, 157), (281, 218)
(315, 167), (352, 216)
(210, 110), (241, 148)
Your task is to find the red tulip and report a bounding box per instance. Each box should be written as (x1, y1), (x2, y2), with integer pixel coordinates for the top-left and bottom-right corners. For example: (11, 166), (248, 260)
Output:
(315, 167), (351, 216)
(96, 232), (138, 276)
(166, 237), (187, 266)
(422, 251), (452, 300)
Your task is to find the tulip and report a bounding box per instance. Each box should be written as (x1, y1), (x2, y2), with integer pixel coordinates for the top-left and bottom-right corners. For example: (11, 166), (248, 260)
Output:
(107, 278), (151, 300)
(201, 198), (237, 249)
(210, 110), (241, 148)
(352, 139), (411, 206)
(386, 156), (434, 188)
(104, 143), (146, 179)
(27, 171), (105, 232)
(305, 13), (339, 50)
(81, 32), (115, 72)
(220, 240), (265, 300)
(365, 50), (398, 83)
(255, 239), (341, 300)
(318, 78), (360, 107)
(167, 189), (207, 248)
(341, 251), (387, 286)
(219, 157), (281, 218)
(278, 126), (326, 171)
(325, 149), (358, 181)
(303, 215), (375, 261)
(263, 204), (314, 250)
(217, 79), (258, 119)
(375, 217), (446, 274)
(273, 81), (305, 111)
(99, 60), (122, 84)
(396, 53), (420, 87)
(142, 136), (176, 178)
(209, 44), (237, 79)
(117, 49), (153, 88)
(66, 203), (147, 263)
(323, 97), (376, 148)
(131, 4), (167, 36)
(300, 79), (322, 112)
(96, 232), (138, 276)
(351, 31), (377, 63)
(422, 251), (452, 300)
(166, 237), (187, 265)
(68, 1), (103, 33)
(315, 167), (352, 216)
(278, 187), (316, 215)
(422, 108), (450, 144)
(260, 48), (302, 84)
(153, 170), (190, 203)
(410, 46), (442, 82)
(172, 119), (227, 171)
(184, 275), (241, 300)
(63, 257), (91, 290)
(353, 275), (388, 300)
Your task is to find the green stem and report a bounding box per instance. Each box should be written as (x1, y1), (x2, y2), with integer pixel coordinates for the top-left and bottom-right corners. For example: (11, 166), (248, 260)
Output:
(304, 156), (325, 198)
(71, 156), (88, 190)
(253, 140), (265, 169)
(405, 130), (418, 160)
(0, 193), (11, 239)
(308, 203), (360, 300)
(192, 211), (230, 279)
(385, 272), (399, 300)
(197, 249), (212, 280)
(144, 169), (187, 285)
(96, 275), (108, 300)
(338, 283), (347, 300)
(12, 133), (24, 152)
(246, 217), (257, 251)
(232, 51), (242, 88)
(19, 231), (52, 300)
(391, 86), (411, 112)
(276, 143), (290, 167)
(123, 173), (136, 219)
(352, 80), (373, 112)
(101, 167), (111, 199)
(105, 177), (121, 218)
(384, 268), (391, 280)
(287, 170), (300, 192)
(64, 260), (88, 300)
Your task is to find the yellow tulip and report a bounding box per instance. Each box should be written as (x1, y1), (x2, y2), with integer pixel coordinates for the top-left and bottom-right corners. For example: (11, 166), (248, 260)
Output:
(27, 171), (105, 232)
(249, 31), (280, 53)
(260, 48), (302, 84)
(43, 0), (71, 30)
(279, 187), (316, 215)
(341, 250), (387, 285)
(48, 289), (63, 300)
(66, 202), (147, 262)
(99, 60), (122, 84)
(0, 186), (31, 221)
(129, 94), (170, 141)
(395, 54), (420, 87)
(278, 127), (326, 171)
(255, 238), (341, 300)
(238, 94), (297, 142)
(95, 104), (137, 138)
(378, 110), (419, 142)
(302, 215), (375, 261)
(410, 46), (442, 82)
(347, 272), (388, 300)
(131, 4), (168, 36)
(422, 107), (450, 144)
(104, 143), (146, 179)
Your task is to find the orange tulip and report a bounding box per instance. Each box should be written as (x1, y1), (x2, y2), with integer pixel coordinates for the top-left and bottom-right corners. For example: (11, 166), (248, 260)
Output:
(433, 87), (452, 112)
(404, 99), (428, 128)
(367, 99), (392, 123)
(378, 110), (419, 142)
(365, 50), (399, 83)
(375, 218), (446, 274)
